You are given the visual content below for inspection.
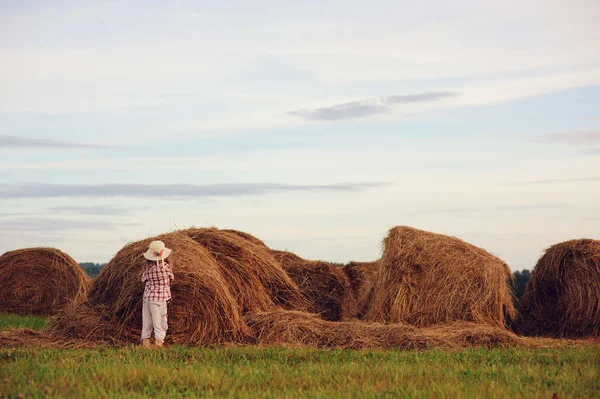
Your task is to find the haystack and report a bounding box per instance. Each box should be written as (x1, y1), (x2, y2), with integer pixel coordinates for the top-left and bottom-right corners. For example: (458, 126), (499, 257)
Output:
(222, 229), (267, 247)
(272, 250), (358, 321)
(246, 310), (528, 350)
(343, 261), (379, 318)
(518, 239), (600, 337)
(78, 232), (248, 345)
(365, 226), (515, 328)
(50, 300), (128, 346)
(182, 228), (308, 312)
(0, 247), (90, 315)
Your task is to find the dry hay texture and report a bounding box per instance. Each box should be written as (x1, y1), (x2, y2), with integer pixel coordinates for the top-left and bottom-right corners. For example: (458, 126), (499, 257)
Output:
(221, 229), (268, 248)
(365, 226), (515, 328)
(71, 232), (249, 345)
(181, 228), (308, 313)
(246, 310), (532, 350)
(0, 247), (90, 315)
(518, 239), (600, 338)
(272, 250), (358, 321)
(343, 261), (380, 318)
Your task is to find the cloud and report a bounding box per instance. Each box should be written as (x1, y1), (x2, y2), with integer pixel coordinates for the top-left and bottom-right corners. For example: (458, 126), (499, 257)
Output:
(506, 176), (600, 185)
(0, 218), (131, 232)
(0, 136), (112, 149)
(288, 100), (390, 121)
(288, 91), (457, 121)
(404, 202), (564, 217)
(48, 205), (133, 216)
(0, 182), (390, 199)
(530, 130), (600, 145)
(0, 212), (34, 218)
(382, 91), (457, 104)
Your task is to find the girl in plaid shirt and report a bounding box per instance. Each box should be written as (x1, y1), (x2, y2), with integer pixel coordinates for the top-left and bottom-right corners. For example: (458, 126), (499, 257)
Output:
(141, 240), (174, 348)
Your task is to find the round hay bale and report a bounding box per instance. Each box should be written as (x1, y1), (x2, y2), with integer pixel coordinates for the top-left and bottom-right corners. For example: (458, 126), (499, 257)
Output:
(84, 232), (248, 345)
(182, 228), (308, 312)
(222, 229), (268, 247)
(343, 261), (380, 318)
(364, 226), (515, 328)
(0, 247), (90, 315)
(271, 250), (304, 266)
(518, 239), (600, 337)
(273, 250), (358, 321)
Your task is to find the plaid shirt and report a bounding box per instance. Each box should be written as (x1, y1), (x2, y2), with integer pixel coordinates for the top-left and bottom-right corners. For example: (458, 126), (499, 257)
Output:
(141, 261), (174, 302)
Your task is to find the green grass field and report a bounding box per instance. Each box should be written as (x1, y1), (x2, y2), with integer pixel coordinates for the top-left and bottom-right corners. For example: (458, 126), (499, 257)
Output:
(0, 314), (48, 332)
(1, 315), (599, 398)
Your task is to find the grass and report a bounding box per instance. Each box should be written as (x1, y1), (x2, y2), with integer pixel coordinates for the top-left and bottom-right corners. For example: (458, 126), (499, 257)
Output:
(0, 313), (48, 332)
(1, 315), (599, 398)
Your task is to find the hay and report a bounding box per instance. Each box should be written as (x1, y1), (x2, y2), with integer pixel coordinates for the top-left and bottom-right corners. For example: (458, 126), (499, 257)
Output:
(365, 226), (515, 328)
(343, 261), (379, 318)
(246, 310), (532, 350)
(50, 300), (131, 346)
(0, 329), (66, 349)
(0, 247), (90, 315)
(272, 250), (358, 321)
(518, 239), (600, 338)
(2, 313), (568, 350)
(222, 229), (268, 247)
(182, 228), (308, 312)
(79, 232), (248, 345)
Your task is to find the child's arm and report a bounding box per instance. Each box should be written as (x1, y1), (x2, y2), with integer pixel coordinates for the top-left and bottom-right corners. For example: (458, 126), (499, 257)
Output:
(141, 266), (148, 282)
(166, 262), (174, 281)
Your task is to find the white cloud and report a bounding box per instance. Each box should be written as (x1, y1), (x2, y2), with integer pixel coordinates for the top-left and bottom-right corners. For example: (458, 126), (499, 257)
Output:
(1, 0), (598, 137)
(1, 0), (599, 265)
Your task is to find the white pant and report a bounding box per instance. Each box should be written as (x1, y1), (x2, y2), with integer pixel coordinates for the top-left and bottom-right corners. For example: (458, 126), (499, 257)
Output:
(141, 300), (168, 342)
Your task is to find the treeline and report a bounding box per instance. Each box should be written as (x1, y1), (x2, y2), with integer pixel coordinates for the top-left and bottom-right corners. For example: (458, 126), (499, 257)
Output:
(79, 263), (106, 278)
(512, 269), (531, 299)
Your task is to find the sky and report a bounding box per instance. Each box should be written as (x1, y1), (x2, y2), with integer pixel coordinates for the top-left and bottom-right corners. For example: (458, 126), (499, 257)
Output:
(1, 0), (599, 270)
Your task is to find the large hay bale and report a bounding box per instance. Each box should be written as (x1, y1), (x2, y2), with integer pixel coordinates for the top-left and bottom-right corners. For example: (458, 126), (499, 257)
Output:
(365, 226), (515, 328)
(82, 232), (248, 345)
(182, 228), (308, 312)
(222, 229), (268, 247)
(343, 261), (379, 318)
(518, 239), (600, 338)
(0, 248), (90, 315)
(272, 250), (358, 321)
(246, 310), (528, 350)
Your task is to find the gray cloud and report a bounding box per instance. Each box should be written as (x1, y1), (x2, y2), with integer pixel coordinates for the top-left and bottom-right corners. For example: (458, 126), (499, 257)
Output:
(382, 91), (457, 104)
(0, 218), (133, 232)
(48, 205), (133, 216)
(530, 130), (600, 145)
(288, 91), (457, 121)
(288, 100), (390, 121)
(0, 135), (112, 149)
(0, 182), (390, 199)
(0, 212), (34, 218)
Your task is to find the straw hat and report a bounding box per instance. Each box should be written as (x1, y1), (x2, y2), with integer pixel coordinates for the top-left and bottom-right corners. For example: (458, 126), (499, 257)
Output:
(143, 240), (172, 261)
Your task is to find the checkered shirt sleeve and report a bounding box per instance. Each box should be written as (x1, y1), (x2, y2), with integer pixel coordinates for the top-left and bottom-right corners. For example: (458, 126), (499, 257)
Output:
(142, 261), (174, 302)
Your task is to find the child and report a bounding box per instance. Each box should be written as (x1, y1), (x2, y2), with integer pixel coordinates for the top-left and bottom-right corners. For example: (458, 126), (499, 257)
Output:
(141, 240), (174, 348)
